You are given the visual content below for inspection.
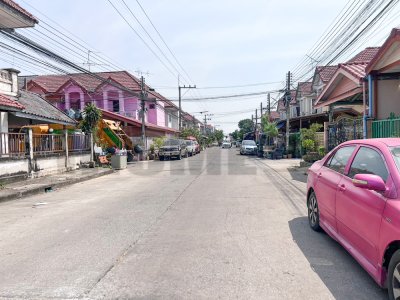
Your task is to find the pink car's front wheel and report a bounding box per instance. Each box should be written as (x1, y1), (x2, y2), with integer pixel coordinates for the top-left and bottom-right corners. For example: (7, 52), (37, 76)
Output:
(307, 191), (321, 232)
(388, 250), (400, 300)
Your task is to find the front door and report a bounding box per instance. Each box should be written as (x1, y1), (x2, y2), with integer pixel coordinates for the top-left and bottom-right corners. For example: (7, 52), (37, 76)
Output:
(336, 146), (387, 266)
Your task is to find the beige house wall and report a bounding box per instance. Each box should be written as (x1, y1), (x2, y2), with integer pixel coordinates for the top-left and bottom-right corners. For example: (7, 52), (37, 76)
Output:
(377, 79), (400, 119)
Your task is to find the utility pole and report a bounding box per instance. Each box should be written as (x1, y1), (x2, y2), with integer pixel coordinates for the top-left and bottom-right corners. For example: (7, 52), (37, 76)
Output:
(255, 108), (258, 132)
(203, 113), (212, 135)
(140, 76), (146, 150)
(178, 85), (196, 132)
(285, 71), (292, 152)
(267, 93), (271, 116)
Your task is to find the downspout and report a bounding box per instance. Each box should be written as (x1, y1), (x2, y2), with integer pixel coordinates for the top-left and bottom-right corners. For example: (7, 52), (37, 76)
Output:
(368, 74), (373, 118)
(367, 74), (374, 138)
(362, 80), (367, 139)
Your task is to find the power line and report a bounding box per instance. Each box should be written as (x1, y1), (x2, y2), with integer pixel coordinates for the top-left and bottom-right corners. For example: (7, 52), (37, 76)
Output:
(119, 0), (191, 84)
(106, 0), (179, 80)
(134, 0), (195, 85)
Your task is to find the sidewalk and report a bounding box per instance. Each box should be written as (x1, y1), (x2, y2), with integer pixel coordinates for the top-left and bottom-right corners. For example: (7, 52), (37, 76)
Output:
(0, 167), (114, 203)
(257, 158), (308, 193)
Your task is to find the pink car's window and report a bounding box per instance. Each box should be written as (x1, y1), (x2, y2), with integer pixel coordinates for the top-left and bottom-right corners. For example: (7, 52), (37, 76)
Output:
(348, 147), (388, 182)
(390, 147), (400, 172)
(326, 146), (356, 174)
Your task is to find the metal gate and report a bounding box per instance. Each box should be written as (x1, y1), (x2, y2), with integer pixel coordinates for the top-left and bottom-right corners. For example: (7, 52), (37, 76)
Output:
(327, 118), (363, 150)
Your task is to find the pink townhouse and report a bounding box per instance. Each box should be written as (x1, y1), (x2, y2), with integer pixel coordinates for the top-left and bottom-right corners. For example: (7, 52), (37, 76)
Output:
(22, 71), (173, 137)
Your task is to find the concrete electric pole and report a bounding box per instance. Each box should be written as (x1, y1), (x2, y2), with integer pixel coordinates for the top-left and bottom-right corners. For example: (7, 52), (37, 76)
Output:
(178, 85), (196, 132)
(285, 71), (292, 152)
(140, 76), (147, 150)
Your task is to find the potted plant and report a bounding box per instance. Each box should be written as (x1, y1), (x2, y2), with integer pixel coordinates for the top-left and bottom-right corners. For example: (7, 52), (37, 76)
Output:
(148, 144), (155, 160)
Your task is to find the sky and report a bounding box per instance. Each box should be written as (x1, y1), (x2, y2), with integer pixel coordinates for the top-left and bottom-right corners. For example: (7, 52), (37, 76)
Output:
(6, 0), (400, 134)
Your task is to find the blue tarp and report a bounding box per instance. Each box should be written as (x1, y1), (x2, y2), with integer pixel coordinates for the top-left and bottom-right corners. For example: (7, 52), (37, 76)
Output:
(276, 121), (286, 129)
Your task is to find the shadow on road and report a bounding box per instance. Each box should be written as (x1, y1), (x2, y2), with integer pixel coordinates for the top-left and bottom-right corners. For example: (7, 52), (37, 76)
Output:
(287, 167), (308, 183)
(288, 217), (386, 300)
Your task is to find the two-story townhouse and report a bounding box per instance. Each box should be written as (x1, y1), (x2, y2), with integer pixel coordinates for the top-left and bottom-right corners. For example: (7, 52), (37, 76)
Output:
(288, 90), (299, 118)
(364, 28), (400, 138)
(23, 71), (179, 142)
(314, 47), (380, 148)
(297, 82), (313, 116)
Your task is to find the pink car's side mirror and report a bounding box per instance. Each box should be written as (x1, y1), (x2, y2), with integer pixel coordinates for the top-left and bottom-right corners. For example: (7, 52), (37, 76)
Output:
(352, 174), (386, 192)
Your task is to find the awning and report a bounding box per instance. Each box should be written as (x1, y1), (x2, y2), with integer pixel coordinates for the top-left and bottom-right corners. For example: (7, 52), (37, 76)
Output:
(276, 120), (286, 129)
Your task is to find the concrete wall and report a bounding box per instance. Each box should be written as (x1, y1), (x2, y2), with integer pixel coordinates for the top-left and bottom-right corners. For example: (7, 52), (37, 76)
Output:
(376, 79), (400, 119)
(0, 158), (29, 179)
(0, 152), (91, 179)
(32, 152), (91, 177)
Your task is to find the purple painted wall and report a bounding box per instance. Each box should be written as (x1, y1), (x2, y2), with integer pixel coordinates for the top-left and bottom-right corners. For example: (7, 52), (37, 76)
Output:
(47, 82), (166, 126)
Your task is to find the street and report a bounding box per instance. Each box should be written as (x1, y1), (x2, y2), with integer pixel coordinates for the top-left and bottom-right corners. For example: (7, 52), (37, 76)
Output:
(0, 148), (387, 299)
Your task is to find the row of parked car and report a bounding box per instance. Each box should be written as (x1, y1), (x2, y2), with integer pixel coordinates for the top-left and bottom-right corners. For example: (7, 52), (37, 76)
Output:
(158, 139), (201, 161)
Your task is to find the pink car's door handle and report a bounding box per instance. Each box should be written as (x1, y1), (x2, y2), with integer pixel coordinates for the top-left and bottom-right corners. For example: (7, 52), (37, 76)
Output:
(338, 184), (346, 192)
(317, 173), (322, 178)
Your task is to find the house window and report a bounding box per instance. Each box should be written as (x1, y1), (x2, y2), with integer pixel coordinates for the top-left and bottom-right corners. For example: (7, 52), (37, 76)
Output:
(112, 100), (119, 113)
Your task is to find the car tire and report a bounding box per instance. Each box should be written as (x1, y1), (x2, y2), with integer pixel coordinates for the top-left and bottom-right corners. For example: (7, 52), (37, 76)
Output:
(388, 249), (400, 300)
(159, 156), (164, 161)
(307, 191), (321, 231)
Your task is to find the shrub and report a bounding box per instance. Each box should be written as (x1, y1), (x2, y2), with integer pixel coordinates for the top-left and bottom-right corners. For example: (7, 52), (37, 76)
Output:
(303, 153), (321, 163)
(318, 146), (326, 157)
(302, 139), (315, 153)
(153, 137), (166, 150)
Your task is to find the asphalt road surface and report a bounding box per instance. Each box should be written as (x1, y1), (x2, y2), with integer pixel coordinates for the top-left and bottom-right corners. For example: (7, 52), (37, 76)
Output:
(0, 148), (387, 299)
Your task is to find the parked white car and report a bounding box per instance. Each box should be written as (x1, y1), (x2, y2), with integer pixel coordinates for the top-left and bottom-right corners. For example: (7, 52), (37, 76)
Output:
(185, 140), (196, 156)
(221, 142), (232, 148)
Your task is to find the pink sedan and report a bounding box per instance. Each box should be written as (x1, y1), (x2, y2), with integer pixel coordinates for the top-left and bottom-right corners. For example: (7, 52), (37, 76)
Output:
(307, 138), (400, 299)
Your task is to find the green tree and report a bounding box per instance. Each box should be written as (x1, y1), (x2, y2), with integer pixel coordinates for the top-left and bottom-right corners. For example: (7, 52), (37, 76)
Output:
(238, 119), (254, 135)
(80, 104), (102, 146)
(81, 103), (102, 133)
(214, 129), (224, 143)
(180, 127), (201, 142)
(261, 115), (278, 138)
(231, 129), (240, 140)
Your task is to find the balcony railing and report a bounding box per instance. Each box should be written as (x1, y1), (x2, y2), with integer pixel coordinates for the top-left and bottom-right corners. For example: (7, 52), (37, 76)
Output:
(32, 134), (65, 155)
(0, 132), (26, 158)
(68, 134), (91, 152)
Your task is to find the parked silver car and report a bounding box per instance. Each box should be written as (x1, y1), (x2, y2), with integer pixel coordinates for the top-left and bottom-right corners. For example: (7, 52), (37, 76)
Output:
(240, 140), (257, 155)
(159, 139), (188, 160)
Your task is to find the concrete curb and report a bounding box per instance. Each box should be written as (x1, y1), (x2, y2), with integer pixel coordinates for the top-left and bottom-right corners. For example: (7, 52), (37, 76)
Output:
(0, 168), (115, 204)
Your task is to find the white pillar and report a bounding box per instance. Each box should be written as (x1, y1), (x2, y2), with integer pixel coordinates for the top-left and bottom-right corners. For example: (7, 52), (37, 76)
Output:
(28, 128), (34, 177)
(80, 91), (85, 110)
(103, 90), (108, 110)
(64, 129), (69, 169)
(118, 90), (124, 113)
(0, 112), (8, 156)
(90, 133), (94, 162)
(65, 92), (70, 110)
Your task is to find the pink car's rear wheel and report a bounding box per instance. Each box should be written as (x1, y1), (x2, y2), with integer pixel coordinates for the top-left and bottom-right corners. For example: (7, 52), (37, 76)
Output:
(308, 191), (321, 231)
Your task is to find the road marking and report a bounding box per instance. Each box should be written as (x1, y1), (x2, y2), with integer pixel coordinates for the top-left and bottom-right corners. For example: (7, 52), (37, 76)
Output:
(162, 160), (171, 174)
